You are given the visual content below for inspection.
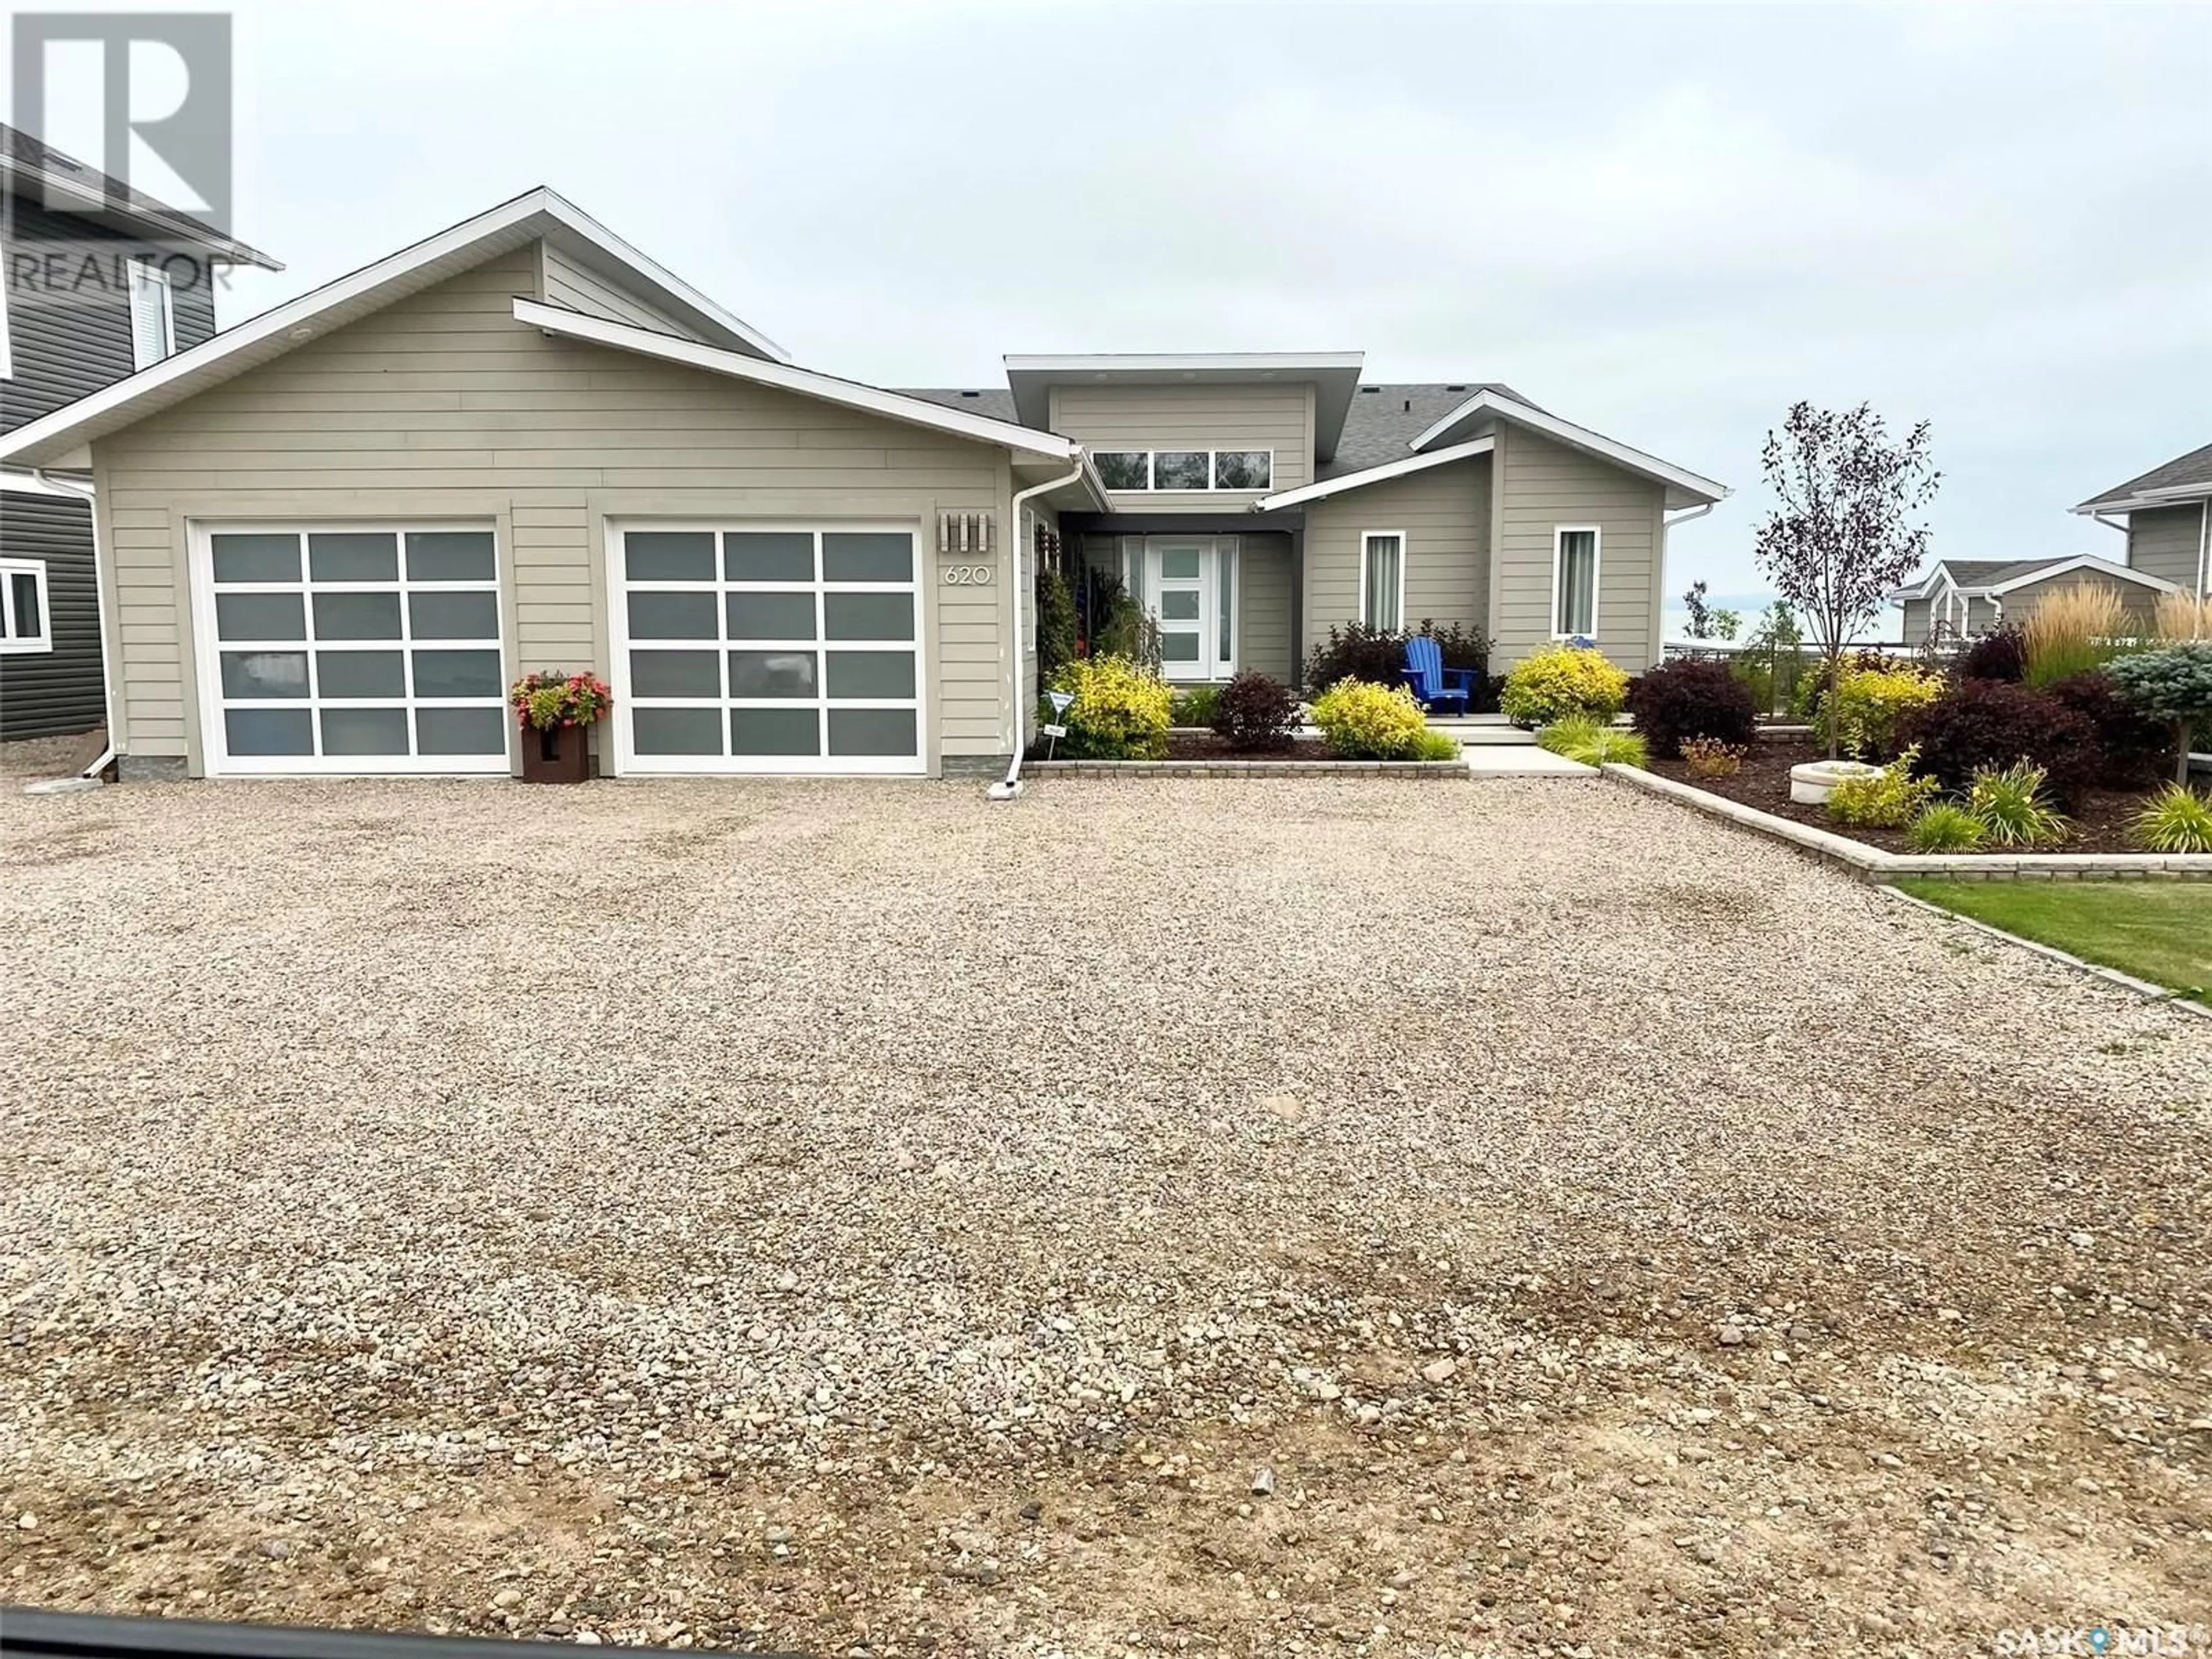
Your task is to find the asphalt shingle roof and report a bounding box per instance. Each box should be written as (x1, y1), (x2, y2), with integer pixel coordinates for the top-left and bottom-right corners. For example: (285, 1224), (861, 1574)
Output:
(896, 380), (1536, 484)
(2077, 441), (2212, 510)
(0, 121), (275, 266)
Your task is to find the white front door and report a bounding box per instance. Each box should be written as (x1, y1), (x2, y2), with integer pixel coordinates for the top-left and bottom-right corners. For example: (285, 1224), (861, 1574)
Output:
(1137, 536), (1236, 681)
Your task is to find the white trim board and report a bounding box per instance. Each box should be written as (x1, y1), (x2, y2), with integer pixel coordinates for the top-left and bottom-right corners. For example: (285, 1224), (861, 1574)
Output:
(1983, 554), (2179, 597)
(1252, 437), (1494, 510)
(1406, 389), (1726, 510)
(517, 298), (1094, 468)
(0, 186), (789, 469)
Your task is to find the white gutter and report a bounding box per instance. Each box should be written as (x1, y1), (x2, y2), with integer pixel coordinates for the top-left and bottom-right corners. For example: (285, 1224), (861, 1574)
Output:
(987, 458), (1088, 802)
(30, 468), (116, 783)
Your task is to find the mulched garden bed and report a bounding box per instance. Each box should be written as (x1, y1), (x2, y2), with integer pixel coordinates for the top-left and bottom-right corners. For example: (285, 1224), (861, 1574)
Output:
(1646, 734), (2154, 855)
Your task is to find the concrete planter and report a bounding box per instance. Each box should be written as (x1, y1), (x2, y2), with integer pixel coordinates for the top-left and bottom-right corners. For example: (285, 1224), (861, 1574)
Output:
(1789, 758), (1881, 805)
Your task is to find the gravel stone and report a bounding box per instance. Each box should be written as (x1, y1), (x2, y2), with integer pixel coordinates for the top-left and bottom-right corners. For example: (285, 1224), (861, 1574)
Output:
(2, 775), (2207, 1656)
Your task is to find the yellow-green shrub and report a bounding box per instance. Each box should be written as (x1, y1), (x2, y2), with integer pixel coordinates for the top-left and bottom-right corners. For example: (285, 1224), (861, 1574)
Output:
(1830, 664), (1942, 760)
(1499, 644), (1628, 728)
(1826, 747), (1939, 828)
(1050, 654), (1173, 759)
(1312, 679), (1433, 759)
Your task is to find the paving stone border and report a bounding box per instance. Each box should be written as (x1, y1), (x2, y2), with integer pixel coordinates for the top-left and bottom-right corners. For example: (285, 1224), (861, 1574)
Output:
(1878, 885), (2211, 1017)
(1603, 762), (2212, 882)
(1027, 759), (1468, 779)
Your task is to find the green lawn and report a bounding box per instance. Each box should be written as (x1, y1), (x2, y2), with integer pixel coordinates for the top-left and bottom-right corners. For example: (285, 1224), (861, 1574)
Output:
(1897, 880), (2212, 1005)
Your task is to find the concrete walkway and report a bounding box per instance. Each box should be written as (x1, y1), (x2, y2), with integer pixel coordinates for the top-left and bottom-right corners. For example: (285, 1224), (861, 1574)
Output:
(1462, 744), (1596, 776)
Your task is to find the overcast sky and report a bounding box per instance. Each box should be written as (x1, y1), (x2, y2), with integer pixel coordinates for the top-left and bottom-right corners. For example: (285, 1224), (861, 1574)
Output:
(138, 2), (2212, 603)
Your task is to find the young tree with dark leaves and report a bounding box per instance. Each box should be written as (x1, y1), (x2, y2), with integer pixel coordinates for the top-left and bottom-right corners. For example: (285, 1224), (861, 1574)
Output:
(1681, 579), (1714, 640)
(1752, 402), (1940, 757)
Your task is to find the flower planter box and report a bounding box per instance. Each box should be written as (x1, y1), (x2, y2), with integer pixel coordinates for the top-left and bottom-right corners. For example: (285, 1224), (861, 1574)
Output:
(519, 722), (590, 785)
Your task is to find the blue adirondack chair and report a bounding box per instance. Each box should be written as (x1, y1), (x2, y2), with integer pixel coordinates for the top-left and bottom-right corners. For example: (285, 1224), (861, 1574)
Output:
(1400, 635), (1476, 715)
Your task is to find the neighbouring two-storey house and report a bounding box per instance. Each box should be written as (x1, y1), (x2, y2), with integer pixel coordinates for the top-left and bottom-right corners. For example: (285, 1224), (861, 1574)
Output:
(0, 185), (1725, 782)
(0, 124), (280, 741)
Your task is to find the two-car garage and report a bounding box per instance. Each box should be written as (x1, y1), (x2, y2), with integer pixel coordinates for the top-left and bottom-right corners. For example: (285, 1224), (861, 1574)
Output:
(187, 520), (930, 778)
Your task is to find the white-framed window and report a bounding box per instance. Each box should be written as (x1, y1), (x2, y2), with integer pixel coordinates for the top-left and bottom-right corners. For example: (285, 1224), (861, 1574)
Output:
(0, 558), (51, 653)
(128, 258), (176, 369)
(1552, 526), (1601, 639)
(189, 524), (509, 775)
(1091, 449), (1273, 493)
(1359, 532), (1404, 632)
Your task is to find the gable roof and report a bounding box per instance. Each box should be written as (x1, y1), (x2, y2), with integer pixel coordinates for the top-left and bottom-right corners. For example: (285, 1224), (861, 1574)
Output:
(2073, 441), (2212, 514)
(516, 301), (1107, 493)
(902, 387), (1020, 425)
(1, 122), (280, 270)
(1889, 554), (2179, 605)
(1252, 437), (1496, 510)
(0, 187), (787, 469)
(1407, 387), (1727, 509)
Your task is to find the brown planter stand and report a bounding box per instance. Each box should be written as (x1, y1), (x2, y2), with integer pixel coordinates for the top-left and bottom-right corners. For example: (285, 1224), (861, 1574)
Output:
(519, 722), (591, 784)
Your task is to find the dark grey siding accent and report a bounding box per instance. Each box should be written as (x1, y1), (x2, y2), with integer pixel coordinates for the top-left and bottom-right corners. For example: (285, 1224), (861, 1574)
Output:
(0, 488), (103, 738)
(2128, 503), (2205, 592)
(2, 187), (219, 434)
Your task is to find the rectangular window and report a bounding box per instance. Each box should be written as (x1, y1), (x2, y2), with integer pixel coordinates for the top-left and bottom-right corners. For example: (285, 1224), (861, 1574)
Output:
(0, 559), (51, 652)
(1092, 450), (1274, 493)
(1360, 533), (1404, 632)
(128, 259), (176, 369)
(1094, 452), (1150, 491)
(1553, 527), (1600, 639)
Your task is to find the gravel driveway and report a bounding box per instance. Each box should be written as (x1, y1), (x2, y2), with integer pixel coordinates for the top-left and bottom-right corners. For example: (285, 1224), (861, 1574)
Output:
(3, 776), (2208, 1657)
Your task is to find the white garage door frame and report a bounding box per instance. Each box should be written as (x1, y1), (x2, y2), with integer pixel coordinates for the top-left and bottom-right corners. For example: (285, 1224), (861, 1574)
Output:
(605, 518), (930, 778)
(186, 519), (513, 778)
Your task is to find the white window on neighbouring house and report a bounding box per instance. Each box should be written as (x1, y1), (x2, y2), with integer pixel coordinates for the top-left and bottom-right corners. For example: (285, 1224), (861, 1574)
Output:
(0, 238), (13, 380)
(128, 259), (176, 369)
(1552, 527), (1600, 639)
(1360, 532), (1404, 631)
(0, 558), (52, 653)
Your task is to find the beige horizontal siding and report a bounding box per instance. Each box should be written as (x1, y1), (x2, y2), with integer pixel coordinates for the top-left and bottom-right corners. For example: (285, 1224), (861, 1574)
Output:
(1237, 534), (1294, 681)
(2128, 504), (2205, 592)
(539, 243), (707, 340)
(93, 243), (1012, 772)
(1049, 382), (1312, 512)
(1491, 425), (1665, 673)
(1302, 457), (1491, 665)
(2002, 571), (2161, 632)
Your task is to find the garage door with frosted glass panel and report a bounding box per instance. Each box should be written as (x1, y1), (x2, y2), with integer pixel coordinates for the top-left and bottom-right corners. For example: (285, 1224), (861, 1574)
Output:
(198, 527), (508, 774)
(615, 526), (923, 774)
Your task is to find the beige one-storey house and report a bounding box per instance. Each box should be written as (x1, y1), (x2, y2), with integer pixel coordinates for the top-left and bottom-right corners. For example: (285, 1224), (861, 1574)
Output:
(0, 188), (1727, 782)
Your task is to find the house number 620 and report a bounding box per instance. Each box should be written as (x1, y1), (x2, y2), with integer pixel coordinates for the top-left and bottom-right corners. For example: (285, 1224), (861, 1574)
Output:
(942, 565), (993, 585)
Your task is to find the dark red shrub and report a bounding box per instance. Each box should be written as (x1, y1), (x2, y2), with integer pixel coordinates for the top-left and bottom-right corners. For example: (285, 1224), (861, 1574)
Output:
(1626, 658), (1760, 759)
(1210, 671), (1300, 751)
(1955, 623), (2027, 684)
(1902, 680), (2103, 806)
(2045, 671), (2171, 787)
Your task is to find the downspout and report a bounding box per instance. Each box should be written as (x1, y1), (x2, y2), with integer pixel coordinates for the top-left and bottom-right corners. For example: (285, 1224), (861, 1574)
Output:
(1660, 502), (1715, 653)
(31, 467), (116, 783)
(986, 453), (1088, 802)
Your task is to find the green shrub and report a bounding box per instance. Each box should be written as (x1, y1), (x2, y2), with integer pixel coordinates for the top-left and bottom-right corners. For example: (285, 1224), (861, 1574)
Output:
(1208, 672), (1300, 751)
(1169, 685), (1220, 728)
(1906, 801), (1986, 853)
(1035, 565), (1079, 686)
(1966, 762), (2070, 848)
(1050, 654), (1173, 759)
(2108, 641), (2212, 785)
(1827, 748), (1940, 828)
(1831, 664), (1942, 760)
(1537, 715), (1647, 767)
(1409, 729), (1462, 761)
(1499, 644), (1629, 728)
(2131, 783), (2212, 854)
(1302, 619), (1491, 695)
(1310, 679), (1432, 759)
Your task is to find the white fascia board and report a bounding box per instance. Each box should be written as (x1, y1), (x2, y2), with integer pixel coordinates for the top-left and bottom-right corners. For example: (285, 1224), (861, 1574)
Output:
(1251, 437), (1495, 510)
(1003, 351), (1365, 374)
(0, 187), (788, 468)
(0, 154), (282, 270)
(516, 299), (1078, 460)
(1982, 554), (2180, 596)
(2069, 484), (2212, 516)
(537, 192), (786, 362)
(1408, 389), (1728, 506)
